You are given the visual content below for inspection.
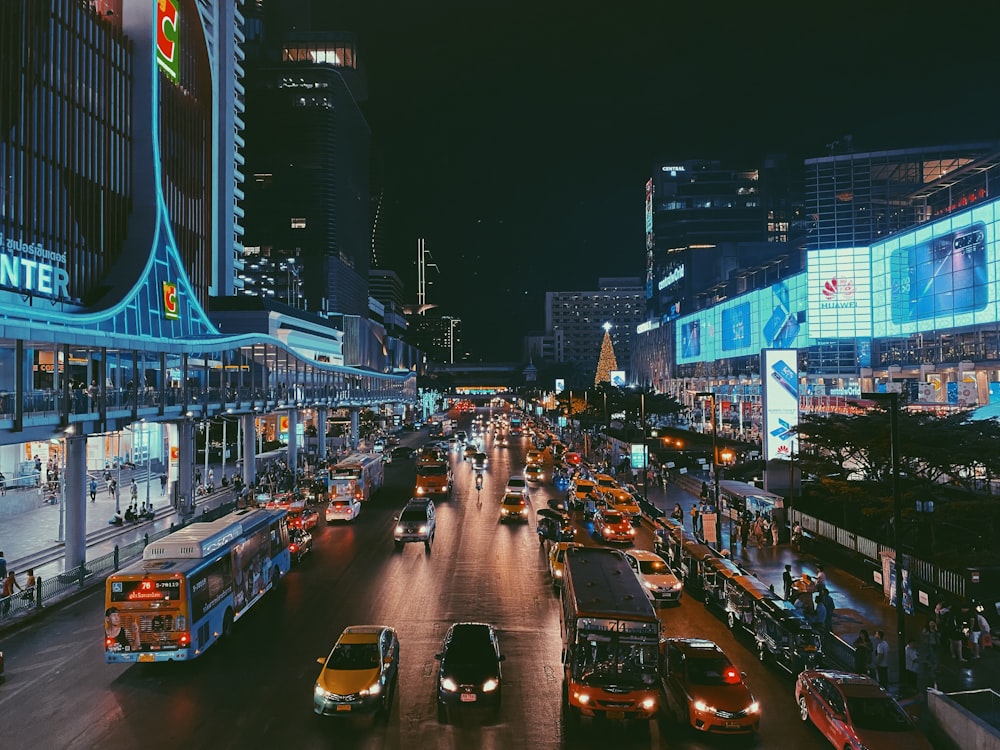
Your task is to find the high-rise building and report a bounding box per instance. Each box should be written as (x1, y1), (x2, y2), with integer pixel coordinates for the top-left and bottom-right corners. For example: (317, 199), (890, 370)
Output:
(544, 278), (645, 384)
(240, 4), (371, 318)
(196, 0), (248, 296)
(368, 269), (407, 336)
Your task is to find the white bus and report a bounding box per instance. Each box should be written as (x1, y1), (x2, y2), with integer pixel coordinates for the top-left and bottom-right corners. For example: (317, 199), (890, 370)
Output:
(328, 453), (384, 502)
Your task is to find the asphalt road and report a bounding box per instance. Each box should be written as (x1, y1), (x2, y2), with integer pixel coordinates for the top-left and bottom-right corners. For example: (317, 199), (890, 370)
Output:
(0, 417), (835, 750)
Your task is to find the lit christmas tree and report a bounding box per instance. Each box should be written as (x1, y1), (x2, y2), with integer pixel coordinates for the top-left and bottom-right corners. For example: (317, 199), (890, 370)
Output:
(594, 322), (618, 386)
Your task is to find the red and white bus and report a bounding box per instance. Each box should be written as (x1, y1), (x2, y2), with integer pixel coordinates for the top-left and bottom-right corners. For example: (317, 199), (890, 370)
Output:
(561, 547), (661, 721)
(327, 452), (384, 502)
(104, 508), (290, 663)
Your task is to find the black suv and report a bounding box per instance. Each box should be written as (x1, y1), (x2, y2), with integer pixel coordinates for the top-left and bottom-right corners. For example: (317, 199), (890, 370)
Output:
(435, 622), (505, 722)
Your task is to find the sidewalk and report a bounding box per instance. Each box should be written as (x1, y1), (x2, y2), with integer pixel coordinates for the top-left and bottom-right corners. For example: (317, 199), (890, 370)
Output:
(637, 473), (1000, 698)
(1, 464), (237, 585)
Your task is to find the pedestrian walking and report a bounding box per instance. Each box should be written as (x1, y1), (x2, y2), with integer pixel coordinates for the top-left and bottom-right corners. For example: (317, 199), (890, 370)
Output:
(918, 620), (940, 691)
(108, 476), (117, 497)
(853, 629), (873, 676)
(944, 605), (967, 662)
(23, 568), (36, 604)
(690, 504), (699, 534)
(873, 630), (890, 688)
(741, 520), (750, 550)
(771, 518), (779, 547)
(783, 564), (793, 601)
(0, 550), (7, 580)
(208, 468), (214, 488)
(815, 564), (828, 592)
(160, 473), (167, 496)
(195, 468), (202, 486)
(821, 590), (835, 632)
(812, 594), (828, 631)
(903, 637), (919, 695)
(90, 477), (98, 503)
(0, 470), (6, 496)
(130, 478), (138, 504)
(2, 569), (23, 616)
(969, 609), (990, 659)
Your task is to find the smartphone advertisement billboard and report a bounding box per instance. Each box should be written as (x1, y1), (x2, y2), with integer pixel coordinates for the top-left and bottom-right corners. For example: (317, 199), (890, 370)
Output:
(872, 203), (998, 337)
(676, 274), (811, 364)
(762, 349), (799, 461)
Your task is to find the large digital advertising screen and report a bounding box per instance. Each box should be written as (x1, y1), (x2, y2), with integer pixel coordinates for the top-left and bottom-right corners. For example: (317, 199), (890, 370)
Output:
(675, 273), (811, 364)
(761, 349), (799, 461)
(807, 247), (873, 339)
(872, 202), (1000, 338)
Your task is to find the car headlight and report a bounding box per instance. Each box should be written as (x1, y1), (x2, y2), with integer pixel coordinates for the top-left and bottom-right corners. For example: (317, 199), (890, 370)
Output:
(672, 582), (683, 590)
(640, 697), (657, 710)
(482, 678), (499, 692)
(416, 487), (425, 494)
(418, 525), (428, 534)
(644, 580), (655, 590)
(360, 681), (382, 697)
(693, 699), (717, 714)
(314, 683), (332, 699)
(441, 677), (458, 692)
(574, 691), (590, 705)
(602, 527), (612, 535)
(747, 701), (760, 714)
(554, 568), (562, 577)
(627, 527), (635, 535)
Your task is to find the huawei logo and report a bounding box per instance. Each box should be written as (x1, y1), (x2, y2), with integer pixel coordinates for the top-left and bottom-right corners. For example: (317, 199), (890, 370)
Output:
(822, 278), (854, 300)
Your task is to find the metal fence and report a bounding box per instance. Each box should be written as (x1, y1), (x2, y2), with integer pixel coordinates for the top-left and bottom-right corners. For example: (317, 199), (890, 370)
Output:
(0, 501), (237, 625)
(789, 508), (967, 600)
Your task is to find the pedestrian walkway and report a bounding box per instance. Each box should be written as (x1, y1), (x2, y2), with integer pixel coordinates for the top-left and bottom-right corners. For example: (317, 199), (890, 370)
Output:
(0, 462), (237, 586)
(637, 473), (1000, 699)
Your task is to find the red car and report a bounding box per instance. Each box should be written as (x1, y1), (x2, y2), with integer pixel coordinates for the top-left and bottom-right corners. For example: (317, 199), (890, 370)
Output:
(592, 509), (635, 544)
(287, 501), (319, 531)
(795, 670), (932, 750)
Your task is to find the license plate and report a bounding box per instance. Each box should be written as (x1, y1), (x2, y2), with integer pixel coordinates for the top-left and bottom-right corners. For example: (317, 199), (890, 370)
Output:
(606, 710), (625, 720)
(460, 693), (477, 703)
(336, 704), (351, 712)
(725, 720), (741, 728)
(138, 654), (155, 663)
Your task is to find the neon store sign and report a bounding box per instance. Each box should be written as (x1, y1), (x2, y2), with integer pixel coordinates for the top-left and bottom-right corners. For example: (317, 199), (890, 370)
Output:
(156, 0), (180, 83)
(0, 233), (70, 299)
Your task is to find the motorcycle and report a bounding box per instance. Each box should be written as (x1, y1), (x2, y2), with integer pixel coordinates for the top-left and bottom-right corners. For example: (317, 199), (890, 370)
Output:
(475, 471), (484, 491)
(791, 525), (804, 552)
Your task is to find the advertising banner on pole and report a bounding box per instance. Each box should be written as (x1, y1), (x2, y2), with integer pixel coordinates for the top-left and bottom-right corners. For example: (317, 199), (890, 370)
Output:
(762, 349), (799, 462)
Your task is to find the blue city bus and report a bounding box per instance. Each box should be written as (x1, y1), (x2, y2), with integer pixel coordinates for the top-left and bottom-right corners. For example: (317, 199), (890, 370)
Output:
(104, 508), (290, 663)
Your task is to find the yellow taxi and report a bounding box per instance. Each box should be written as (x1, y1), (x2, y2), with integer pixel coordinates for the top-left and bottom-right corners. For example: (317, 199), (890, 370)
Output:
(567, 478), (598, 509)
(525, 449), (545, 467)
(592, 473), (620, 500)
(607, 488), (641, 519)
(548, 541), (580, 586)
(499, 491), (528, 523)
(314, 625), (400, 719)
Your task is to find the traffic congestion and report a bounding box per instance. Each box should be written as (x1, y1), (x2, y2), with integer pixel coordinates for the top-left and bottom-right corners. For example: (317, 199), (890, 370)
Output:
(2, 402), (935, 749)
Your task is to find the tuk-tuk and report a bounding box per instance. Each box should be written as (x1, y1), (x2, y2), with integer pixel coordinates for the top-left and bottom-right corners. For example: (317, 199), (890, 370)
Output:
(536, 508), (575, 543)
(723, 574), (775, 631)
(701, 555), (743, 609)
(677, 539), (715, 594)
(751, 598), (823, 673)
(653, 516), (684, 559)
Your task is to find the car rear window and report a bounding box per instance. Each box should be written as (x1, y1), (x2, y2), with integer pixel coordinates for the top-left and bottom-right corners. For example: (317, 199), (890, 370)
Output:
(400, 509), (426, 522)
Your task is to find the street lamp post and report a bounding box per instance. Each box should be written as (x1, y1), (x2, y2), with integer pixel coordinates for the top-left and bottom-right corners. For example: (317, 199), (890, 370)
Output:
(862, 391), (906, 684)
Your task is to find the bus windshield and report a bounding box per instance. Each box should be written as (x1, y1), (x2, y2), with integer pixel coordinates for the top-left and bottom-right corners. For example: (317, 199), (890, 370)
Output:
(572, 633), (658, 688)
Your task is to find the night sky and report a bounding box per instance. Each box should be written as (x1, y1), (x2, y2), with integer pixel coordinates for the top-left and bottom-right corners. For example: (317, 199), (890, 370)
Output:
(314, 1), (1000, 360)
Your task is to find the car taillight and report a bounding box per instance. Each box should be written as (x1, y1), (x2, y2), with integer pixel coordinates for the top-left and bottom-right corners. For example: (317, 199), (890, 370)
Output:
(179, 632), (190, 646)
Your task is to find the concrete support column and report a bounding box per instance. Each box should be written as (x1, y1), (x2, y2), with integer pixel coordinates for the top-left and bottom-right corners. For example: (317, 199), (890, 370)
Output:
(316, 407), (327, 461)
(63, 434), (88, 571)
(286, 408), (298, 471)
(242, 413), (256, 487)
(350, 407), (360, 451)
(177, 420), (195, 512)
